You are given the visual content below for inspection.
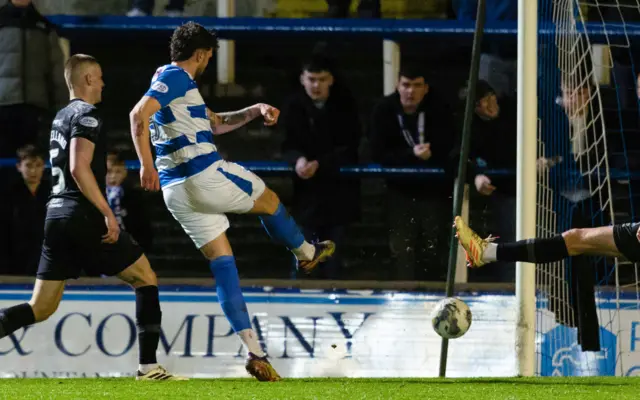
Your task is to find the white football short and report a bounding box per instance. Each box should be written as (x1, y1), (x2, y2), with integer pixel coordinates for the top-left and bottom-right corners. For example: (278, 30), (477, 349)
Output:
(162, 159), (266, 248)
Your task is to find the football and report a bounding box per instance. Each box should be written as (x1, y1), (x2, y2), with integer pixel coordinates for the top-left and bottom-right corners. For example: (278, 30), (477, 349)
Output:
(431, 297), (472, 339)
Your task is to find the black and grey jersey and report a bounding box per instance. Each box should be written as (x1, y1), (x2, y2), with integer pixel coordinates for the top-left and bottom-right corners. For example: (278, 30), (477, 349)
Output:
(46, 99), (106, 219)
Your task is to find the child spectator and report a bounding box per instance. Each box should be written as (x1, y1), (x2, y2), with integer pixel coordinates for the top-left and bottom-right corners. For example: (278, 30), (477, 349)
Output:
(106, 151), (154, 253)
(0, 144), (50, 275)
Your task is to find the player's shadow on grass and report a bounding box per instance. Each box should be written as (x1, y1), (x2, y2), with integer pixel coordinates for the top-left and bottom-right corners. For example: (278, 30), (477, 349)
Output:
(363, 378), (636, 386)
(222, 378), (638, 386)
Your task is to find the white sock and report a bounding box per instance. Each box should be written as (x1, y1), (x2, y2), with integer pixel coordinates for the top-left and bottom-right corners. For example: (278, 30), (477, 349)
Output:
(139, 363), (159, 374)
(238, 329), (265, 357)
(483, 243), (498, 263)
(292, 241), (315, 261)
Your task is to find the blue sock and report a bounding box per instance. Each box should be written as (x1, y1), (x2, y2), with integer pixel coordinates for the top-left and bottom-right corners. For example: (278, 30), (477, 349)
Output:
(209, 256), (251, 333)
(259, 203), (305, 250)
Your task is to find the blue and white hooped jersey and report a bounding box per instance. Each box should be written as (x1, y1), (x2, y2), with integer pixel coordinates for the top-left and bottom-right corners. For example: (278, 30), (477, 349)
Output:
(145, 64), (221, 188)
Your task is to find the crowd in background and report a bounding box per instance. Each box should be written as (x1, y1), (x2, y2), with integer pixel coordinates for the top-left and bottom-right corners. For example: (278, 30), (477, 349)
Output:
(1, 0), (633, 283)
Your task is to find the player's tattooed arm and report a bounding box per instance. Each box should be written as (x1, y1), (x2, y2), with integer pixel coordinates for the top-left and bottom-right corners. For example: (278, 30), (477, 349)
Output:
(219, 106), (260, 125)
(208, 106), (259, 135)
(130, 96), (162, 191)
(209, 103), (280, 135)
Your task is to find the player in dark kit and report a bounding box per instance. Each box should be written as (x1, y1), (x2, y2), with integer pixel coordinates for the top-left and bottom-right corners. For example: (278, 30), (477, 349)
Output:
(455, 216), (640, 267)
(0, 54), (184, 381)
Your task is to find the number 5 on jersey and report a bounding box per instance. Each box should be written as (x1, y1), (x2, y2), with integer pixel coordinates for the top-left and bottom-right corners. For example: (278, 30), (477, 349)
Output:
(50, 147), (65, 195)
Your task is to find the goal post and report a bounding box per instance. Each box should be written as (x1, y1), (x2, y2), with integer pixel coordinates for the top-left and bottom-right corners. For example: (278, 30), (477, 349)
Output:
(526, 0), (639, 377)
(516, 0), (538, 378)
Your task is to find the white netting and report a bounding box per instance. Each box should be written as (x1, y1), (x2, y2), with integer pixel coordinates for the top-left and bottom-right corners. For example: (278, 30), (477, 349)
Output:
(535, 0), (640, 376)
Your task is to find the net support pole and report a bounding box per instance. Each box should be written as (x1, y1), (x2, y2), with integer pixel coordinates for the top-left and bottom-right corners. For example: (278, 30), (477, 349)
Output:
(438, 0), (486, 378)
(383, 40), (400, 95)
(217, 0), (236, 84)
(516, 0), (537, 377)
(455, 183), (470, 283)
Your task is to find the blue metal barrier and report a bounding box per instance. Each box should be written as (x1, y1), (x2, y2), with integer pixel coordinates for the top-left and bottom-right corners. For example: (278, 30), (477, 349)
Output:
(3, 157), (640, 179)
(46, 15), (640, 38)
(0, 157), (495, 177)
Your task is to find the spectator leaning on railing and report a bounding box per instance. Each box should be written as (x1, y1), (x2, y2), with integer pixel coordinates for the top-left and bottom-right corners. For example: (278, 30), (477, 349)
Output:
(369, 65), (455, 281)
(281, 56), (361, 279)
(0, 0), (66, 158)
(454, 79), (517, 283)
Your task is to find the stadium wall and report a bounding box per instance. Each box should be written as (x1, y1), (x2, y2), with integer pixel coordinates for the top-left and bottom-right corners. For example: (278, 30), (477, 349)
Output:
(0, 283), (637, 378)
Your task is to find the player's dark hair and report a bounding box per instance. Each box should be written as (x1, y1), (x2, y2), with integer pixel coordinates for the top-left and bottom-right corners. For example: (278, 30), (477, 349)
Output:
(107, 150), (125, 166)
(16, 144), (43, 162)
(170, 22), (218, 62)
(64, 54), (98, 90)
(459, 79), (496, 103)
(399, 64), (426, 82)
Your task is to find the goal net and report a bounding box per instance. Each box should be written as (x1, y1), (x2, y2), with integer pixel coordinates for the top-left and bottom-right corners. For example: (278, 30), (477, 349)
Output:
(535, 0), (640, 376)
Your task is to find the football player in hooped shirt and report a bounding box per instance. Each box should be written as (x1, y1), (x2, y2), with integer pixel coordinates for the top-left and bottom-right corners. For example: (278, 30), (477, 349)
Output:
(129, 22), (335, 381)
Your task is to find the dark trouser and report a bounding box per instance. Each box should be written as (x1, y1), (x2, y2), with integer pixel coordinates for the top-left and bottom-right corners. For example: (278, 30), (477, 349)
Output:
(326, 0), (381, 18)
(0, 105), (44, 158)
(131, 0), (185, 13)
(611, 63), (637, 110)
(291, 225), (345, 280)
(467, 191), (516, 283)
(388, 189), (451, 281)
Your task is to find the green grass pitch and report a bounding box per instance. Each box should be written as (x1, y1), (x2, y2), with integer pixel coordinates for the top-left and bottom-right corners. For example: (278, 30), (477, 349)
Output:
(0, 377), (639, 400)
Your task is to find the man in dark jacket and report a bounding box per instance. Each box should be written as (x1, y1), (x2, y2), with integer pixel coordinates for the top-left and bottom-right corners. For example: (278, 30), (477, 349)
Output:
(281, 57), (361, 279)
(0, 0), (67, 157)
(455, 80), (517, 282)
(369, 65), (455, 280)
(0, 144), (50, 275)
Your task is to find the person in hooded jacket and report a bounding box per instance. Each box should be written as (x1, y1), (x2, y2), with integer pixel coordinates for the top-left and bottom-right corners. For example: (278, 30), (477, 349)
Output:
(281, 56), (361, 279)
(0, 0), (66, 158)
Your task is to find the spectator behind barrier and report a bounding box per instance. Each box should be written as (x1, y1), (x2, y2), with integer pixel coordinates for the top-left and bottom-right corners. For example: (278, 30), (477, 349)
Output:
(127, 0), (184, 17)
(106, 151), (154, 253)
(589, 1), (640, 110)
(281, 56), (361, 279)
(0, 144), (50, 276)
(0, 0), (66, 158)
(453, 0), (517, 99)
(369, 65), (455, 281)
(454, 79), (517, 283)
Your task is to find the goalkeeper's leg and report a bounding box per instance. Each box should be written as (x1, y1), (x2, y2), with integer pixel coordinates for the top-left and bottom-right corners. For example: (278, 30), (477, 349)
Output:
(454, 216), (637, 267)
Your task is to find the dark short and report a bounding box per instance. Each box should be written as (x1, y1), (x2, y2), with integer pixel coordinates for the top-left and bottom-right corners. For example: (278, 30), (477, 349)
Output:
(612, 222), (640, 263)
(37, 214), (144, 281)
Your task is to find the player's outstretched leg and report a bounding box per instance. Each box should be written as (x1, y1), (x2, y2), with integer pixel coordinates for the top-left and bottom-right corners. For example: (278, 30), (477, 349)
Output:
(200, 234), (281, 382)
(454, 216), (623, 267)
(252, 188), (335, 274)
(0, 279), (64, 339)
(117, 255), (187, 381)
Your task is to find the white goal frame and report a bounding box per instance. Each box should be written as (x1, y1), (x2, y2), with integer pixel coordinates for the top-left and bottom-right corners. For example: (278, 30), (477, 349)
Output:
(516, 0), (538, 377)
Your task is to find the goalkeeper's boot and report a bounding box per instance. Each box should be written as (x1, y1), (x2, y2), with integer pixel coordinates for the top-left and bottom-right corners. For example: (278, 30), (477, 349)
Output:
(245, 352), (282, 382)
(454, 216), (495, 268)
(136, 365), (188, 381)
(297, 240), (336, 274)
